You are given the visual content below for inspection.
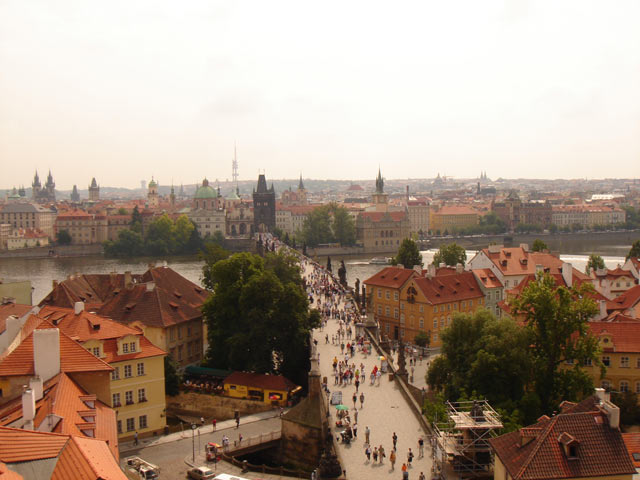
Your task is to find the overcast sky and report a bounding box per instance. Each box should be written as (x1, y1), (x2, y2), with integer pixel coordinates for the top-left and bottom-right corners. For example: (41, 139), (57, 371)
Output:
(1, 0), (639, 190)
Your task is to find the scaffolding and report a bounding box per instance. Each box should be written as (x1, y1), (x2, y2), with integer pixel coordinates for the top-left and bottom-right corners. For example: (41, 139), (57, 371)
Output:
(432, 400), (502, 479)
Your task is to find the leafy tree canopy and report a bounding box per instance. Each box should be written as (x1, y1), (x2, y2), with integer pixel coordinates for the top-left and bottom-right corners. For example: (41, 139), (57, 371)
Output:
(56, 229), (72, 245)
(628, 240), (640, 260)
(301, 203), (356, 247)
(391, 238), (423, 269)
(531, 239), (548, 252)
(202, 251), (320, 388)
(432, 243), (466, 267)
(585, 254), (605, 274)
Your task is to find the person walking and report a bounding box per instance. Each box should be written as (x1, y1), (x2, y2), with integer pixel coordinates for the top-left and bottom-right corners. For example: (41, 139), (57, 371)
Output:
(352, 423), (358, 438)
(401, 463), (408, 480)
(365, 445), (371, 461)
(212, 418), (217, 431)
(378, 445), (385, 463)
(407, 448), (414, 467)
(418, 472), (426, 480)
(418, 437), (424, 458)
(133, 431), (139, 446)
(365, 426), (370, 444)
(392, 432), (398, 449)
(372, 446), (378, 463)
(359, 392), (365, 408)
(352, 392), (357, 409)
(389, 449), (396, 470)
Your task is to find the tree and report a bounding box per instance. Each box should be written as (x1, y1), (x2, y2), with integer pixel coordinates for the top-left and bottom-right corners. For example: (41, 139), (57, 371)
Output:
(432, 243), (466, 266)
(628, 240), (640, 260)
(330, 204), (356, 246)
(511, 273), (601, 414)
(414, 331), (430, 348)
(103, 229), (144, 257)
(301, 204), (356, 247)
(56, 229), (72, 245)
(201, 242), (231, 290)
(531, 239), (548, 252)
(202, 252), (319, 388)
(130, 205), (142, 233)
(173, 215), (195, 253)
(585, 254), (605, 274)
(391, 238), (423, 269)
(117, 207), (128, 215)
(164, 356), (181, 396)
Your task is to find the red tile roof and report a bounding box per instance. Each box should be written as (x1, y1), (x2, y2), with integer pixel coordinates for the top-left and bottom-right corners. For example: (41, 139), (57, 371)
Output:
(413, 272), (483, 305)
(481, 247), (591, 281)
(0, 304), (32, 335)
(594, 266), (636, 279)
(364, 267), (418, 289)
(0, 462), (23, 479)
(37, 306), (142, 341)
(490, 410), (636, 479)
(472, 268), (504, 288)
(588, 321), (640, 353)
(224, 371), (298, 392)
(101, 335), (165, 363)
(0, 427), (68, 462)
(623, 432), (640, 469)
(432, 205), (478, 216)
(0, 320), (113, 376)
(610, 285), (640, 311)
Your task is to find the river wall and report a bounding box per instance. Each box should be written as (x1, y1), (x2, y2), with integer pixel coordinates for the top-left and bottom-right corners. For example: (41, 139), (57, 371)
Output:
(0, 244), (103, 259)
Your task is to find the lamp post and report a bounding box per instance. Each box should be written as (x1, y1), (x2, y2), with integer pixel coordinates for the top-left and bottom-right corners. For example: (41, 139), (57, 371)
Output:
(191, 424), (197, 462)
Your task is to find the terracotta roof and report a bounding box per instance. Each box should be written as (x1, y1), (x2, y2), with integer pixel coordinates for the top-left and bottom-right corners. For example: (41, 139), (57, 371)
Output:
(432, 205), (478, 216)
(610, 285), (640, 310)
(623, 432), (640, 469)
(490, 410), (636, 479)
(0, 462), (23, 479)
(0, 304), (32, 334)
(413, 272), (483, 305)
(0, 320), (113, 376)
(37, 306), (142, 341)
(358, 211), (407, 222)
(364, 267), (418, 289)
(224, 371), (297, 392)
(0, 427), (68, 462)
(588, 321), (640, 353)
(101, 336), (165, 363)
(481, 248), (591, 281)
(595, 266), (636, 279)
(472, 268), (504, 289)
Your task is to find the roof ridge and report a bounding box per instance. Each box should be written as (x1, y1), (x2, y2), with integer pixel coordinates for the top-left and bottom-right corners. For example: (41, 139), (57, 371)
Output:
(514, 415), (558, 480)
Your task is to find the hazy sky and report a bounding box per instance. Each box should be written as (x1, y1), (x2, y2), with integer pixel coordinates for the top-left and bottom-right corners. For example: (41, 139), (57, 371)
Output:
(1, 0), (639, 190)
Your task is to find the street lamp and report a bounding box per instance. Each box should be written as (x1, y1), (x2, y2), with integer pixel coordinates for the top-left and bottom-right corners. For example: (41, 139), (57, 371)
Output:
(191, 424), (197, 462)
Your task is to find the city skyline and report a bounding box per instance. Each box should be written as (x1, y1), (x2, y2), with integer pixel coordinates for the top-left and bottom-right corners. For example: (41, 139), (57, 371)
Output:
(1, 1), (640, 189)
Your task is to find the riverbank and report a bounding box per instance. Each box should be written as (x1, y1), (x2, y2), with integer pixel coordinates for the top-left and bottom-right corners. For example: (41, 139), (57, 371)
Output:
(0, 244), (103, 259)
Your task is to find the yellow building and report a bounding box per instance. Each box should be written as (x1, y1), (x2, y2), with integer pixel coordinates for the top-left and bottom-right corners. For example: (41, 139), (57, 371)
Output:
(37, 305), (167, 441)
(399, 267), (485, 347)
(223, 372), (300, 406)
(429, 205), (479, 234)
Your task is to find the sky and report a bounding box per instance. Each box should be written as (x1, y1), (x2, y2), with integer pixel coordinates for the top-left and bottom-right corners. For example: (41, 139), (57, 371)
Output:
(1, 0), (639, 190)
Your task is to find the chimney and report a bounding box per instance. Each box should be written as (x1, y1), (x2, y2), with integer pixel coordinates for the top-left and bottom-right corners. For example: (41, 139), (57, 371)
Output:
(413, 265), (422, 274)
(0, 315), (21, 353)
(146, 281), (155, 292)
(74, 301), (84, 315)
(535, 264), (544, 275)
(29, 376), (43, 401)
(520, 243), (529, 252)
(456, 263), (464, 274)
(595, 387), (606, 403)
(603, 400), (620, 429)
(562, 262), (573, 288)
(599, 300), (607, 320)
(124, 271), (133, 289)
(33, 329), (60, 383)
(426, 264), (436, 279)
(22, 387), (36, 430)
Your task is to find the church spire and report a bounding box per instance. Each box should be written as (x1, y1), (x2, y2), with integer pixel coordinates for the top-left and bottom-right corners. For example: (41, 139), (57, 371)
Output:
(375, 167), (384, 194)
(298, 173), (305, 191)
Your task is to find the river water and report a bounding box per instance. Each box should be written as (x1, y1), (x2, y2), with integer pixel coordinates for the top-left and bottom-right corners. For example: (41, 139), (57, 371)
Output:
(0, 246), (629, 305)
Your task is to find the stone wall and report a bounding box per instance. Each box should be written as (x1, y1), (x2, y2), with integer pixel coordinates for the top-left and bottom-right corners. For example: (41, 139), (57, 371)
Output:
(280, 419), (323, 470)
(166, 392), (273, 420)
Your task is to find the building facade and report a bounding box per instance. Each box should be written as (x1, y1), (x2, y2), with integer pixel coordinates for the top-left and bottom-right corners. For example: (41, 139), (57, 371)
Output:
(0, 203), (56, 238)
(253, 174), (276, 233)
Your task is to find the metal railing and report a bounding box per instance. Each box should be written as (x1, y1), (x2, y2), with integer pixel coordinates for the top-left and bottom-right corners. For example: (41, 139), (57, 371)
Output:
(228, 429), (281, 452)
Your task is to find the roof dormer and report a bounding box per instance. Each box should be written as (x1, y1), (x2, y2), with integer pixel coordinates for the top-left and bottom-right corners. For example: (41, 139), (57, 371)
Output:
(558, 432), (579, 459)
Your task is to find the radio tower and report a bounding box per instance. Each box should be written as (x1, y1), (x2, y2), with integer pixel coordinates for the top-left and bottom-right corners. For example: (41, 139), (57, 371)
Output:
(232, 144), (239, 185)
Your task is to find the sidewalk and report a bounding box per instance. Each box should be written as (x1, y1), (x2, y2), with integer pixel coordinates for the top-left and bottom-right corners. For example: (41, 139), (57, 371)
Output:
(120, 409), (283, 455)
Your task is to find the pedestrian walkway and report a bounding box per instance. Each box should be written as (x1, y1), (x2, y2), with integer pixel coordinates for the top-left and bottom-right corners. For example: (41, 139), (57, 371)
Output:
(120, 409), (282, 455)
(303, 259), (433, 479)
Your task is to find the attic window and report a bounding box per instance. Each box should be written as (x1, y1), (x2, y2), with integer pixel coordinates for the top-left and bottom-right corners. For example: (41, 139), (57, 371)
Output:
(173, 291), (182, 298)
(169, 302), (179, 309)
(92, 324), (101, 331)
(194, 287), (202, 294)
(633, 452), (640, 461)
(125, 302), (136, 311)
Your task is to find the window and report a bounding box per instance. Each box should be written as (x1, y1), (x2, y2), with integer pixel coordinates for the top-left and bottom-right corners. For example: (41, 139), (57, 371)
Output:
(137, 362), (145, 376)
(138, 388), (146, 402)
(139, 415), (148, 429)
(117, 420), (122, 434)
(447, 316), (451, 326)
(461, 301), (466, 309)
(433, 306), (438, 313)
(178, 327), (183, 339)
(92, 347), (100, 357)
(112, 393), (121, 407)
(377, 305), (382, 315)
(124, 365), (132, 378)
(394, 292), (399, 301)
(400, 303), (404, 311)
(125, 390), (133, 405)
(433, 318), (438, 329)
(377, 289), (382, 299)
(385, 324), (390, 333)
(636, 357), (640, 369)
(187, 326), (192, 337)
(400, 328), (405, 338)
(453, 303), (458, 310)
(636, 382), (640, 394)
(440, 305), (445, 312)
(419, 305), (424, 313)
(602, 356), (610, 367)
(419, 318), (424, 329)
(123, 343), (129, 354)
(400, 314), (405, 325)
(478, 298), (482, 305)
(621, 357), (630, 368)
(394, 308), (399, 319)
(620, 381), (629, 393)
(440, 317), (445, 328)
(111, 367), (120, 381)
(385, 306), (390, 316)
(447, 304), (451, 311)
(386, 291), (390, 300)
(469, 300), (473, 307)
(433, 333), (438, 342)
(583, 358), (592, 367)
(126, 418), (135, 432)
(129, 342), (136, 353)
(601, 380), (610, 389)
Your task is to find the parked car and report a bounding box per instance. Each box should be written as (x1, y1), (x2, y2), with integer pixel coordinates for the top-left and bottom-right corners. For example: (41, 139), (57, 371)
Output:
(187, 466), (216, 480)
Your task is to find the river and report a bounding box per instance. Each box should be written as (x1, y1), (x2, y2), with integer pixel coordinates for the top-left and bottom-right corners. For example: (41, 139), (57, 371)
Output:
(0, 246), (629, 305)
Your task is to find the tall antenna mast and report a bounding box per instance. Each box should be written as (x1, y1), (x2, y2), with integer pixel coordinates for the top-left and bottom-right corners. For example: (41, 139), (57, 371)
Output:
(232, 143), (239, 186)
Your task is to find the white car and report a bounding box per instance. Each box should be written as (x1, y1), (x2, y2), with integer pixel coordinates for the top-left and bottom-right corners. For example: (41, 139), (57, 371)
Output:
(187, 466), (216, 480)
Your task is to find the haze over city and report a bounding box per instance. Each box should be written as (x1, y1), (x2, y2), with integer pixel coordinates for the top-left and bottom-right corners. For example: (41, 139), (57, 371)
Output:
(1, 0), (639, 189)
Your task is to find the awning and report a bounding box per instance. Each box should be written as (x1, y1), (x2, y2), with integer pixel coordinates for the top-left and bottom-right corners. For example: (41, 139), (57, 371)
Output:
(184, 365), (233, 378)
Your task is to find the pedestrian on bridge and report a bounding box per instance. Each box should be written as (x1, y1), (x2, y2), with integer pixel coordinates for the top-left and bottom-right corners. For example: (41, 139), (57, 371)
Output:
(359, 392), (365, 408)
(365, 426), (370, 444)
(389, 449), (396, 470)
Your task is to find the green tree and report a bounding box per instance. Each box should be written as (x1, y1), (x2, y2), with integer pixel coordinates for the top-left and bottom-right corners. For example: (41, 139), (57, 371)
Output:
(391, 238), (423, 269)
(164, 356), (181, 396)
(330, 204), (356, 246)
(531, 239), (548, 252)
(549, 224), (559, 234)
(104, 229), (144, 257)
(432, 243), (466, 266)
(301, 207), (333, 247)
(173, 215), (195, 253)
(130, 205), (142, 233)
(202, 252), (319, 388)
(628, 240), (640, 260)
(414, 331), (430, 348)
(511, 273), (601, 414)
(201, 242), (231, 290)
(585, 254), (605, 274)
(117, 207), (128, 215)
(56, 229), (72, 245)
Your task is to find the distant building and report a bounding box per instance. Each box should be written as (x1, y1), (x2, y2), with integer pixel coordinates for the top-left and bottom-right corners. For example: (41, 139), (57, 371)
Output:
(407, 199), (430, 236)
(188, 178), (226, 239)
(6, 229), (49, 250)
(70, 185), (80, 202)
(280, 175), (308, 206)
(253, 174), (276, 233)
(491, 191), (552, 230)
(430, 205), (478, 234)
(147, 177), (159, 209)
(31, 170), (56, 204)
(88, 177), (100, 202)
(0, 203), (56, 238)
(551, 204), (625, 228)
